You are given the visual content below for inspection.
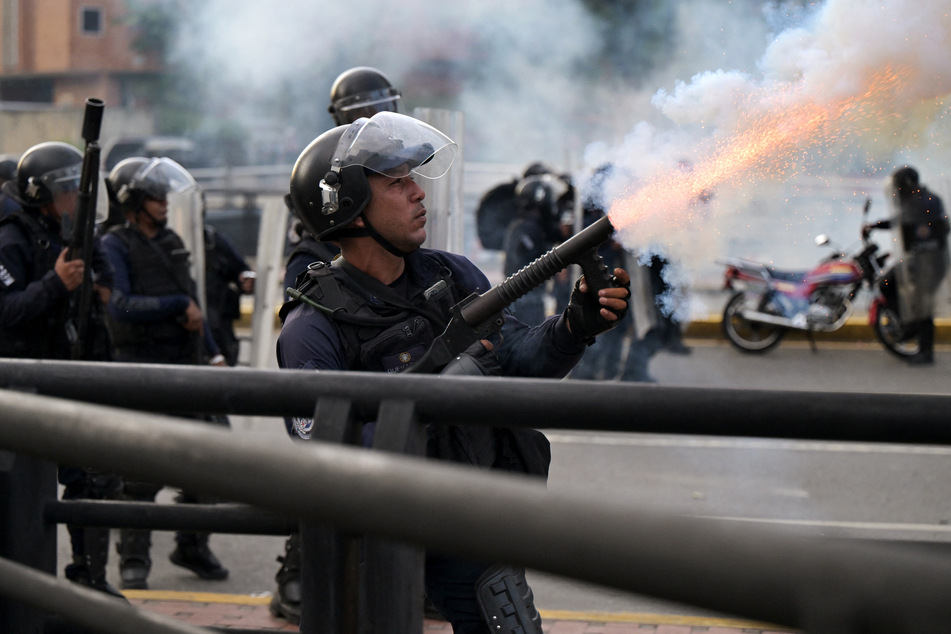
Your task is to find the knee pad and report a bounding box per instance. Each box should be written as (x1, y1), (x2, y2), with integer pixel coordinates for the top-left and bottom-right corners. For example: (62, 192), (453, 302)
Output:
(476, 565), (543, 634)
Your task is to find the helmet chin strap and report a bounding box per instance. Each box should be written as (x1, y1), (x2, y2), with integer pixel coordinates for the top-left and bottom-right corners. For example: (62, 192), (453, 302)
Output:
(360, 214), (413, 258)
(136, 206), (167, 229)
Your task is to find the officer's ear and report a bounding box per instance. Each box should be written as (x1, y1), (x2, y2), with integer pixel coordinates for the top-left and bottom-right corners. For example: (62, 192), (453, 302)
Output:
(351, 215), (366, 228)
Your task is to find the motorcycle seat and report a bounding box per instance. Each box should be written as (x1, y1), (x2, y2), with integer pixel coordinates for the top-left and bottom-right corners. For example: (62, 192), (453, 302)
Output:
(765, 268), (807, 283)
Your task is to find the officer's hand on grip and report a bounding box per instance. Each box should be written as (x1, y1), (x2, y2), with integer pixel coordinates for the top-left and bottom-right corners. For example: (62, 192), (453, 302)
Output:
(55, 248), (85, 292)
(181, 299), (203, 332)
(565, 267), (631, 343)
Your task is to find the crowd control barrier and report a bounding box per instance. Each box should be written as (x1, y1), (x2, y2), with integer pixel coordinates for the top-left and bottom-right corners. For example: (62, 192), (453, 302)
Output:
(2, 359), (951, 633)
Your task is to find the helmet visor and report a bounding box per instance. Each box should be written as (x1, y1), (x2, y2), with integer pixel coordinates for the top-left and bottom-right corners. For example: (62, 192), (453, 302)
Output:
(333, 111), (457, 180)
(41, 163), (82, 198)
(131, 157), (199, 201)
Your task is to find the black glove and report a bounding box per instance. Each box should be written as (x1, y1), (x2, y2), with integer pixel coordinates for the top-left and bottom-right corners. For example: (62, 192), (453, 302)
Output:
(440, 340), (503, 376)
(565, 274), (630, 344)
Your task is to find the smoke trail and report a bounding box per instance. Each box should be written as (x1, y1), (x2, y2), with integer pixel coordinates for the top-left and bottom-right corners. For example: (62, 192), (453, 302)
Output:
(588, 0), (951, 305)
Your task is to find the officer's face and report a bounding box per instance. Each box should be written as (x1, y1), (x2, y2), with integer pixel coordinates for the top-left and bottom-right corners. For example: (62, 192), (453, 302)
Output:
(142, 196), (169, 227)
(363, 172), (427, 251)
(49, 189), (79, 224)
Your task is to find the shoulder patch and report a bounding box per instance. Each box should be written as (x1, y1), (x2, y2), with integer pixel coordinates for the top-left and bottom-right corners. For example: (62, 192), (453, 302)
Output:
(0, 262), (15, 287)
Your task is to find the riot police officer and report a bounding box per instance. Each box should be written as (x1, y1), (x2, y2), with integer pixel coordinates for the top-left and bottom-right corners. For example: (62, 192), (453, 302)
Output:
(278, 112), (631, 633)
(101, 157), (230, 589)
(0, 141), (123, 597)
(864, 166), (950, 364)
(273, 65), (406, 623)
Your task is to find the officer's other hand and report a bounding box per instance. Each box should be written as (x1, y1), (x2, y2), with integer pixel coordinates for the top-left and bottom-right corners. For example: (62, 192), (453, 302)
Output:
(566, 267), (631, 342)
(239, 270), (255, 294)
(54, 248), (84, 291)
(95, 284), (112, 305)
(181, 299), (203, 332)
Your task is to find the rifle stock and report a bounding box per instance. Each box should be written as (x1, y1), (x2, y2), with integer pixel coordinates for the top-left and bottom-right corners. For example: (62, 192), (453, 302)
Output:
(67, 97), (105, 360)
(407, 214), (617, 373)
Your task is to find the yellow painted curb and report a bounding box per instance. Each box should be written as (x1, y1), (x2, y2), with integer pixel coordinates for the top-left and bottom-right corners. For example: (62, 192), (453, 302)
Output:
(122, 591), (795, 630)
(122, 589), (271, 605)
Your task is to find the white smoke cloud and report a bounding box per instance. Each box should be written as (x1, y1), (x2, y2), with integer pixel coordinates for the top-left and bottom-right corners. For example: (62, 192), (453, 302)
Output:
(588, 0), (951, 304)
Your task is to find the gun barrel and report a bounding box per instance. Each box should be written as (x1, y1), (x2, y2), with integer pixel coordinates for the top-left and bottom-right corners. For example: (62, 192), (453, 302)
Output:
(81, 98), (105, 143)
(460, 215), (615, 326)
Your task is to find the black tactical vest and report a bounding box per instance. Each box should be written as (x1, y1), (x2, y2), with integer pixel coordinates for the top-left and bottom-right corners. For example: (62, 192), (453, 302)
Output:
(106, 224), (197, 357)
(280, 259), (458, 373)
(0, 211), (68, 358)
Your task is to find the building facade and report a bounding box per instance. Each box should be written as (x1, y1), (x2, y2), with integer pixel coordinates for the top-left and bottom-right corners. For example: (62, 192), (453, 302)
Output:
(0, 0), (161, 107)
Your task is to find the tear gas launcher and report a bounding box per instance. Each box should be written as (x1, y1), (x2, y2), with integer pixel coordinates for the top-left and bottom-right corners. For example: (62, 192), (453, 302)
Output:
(66, 97), (105, 360)
(406, 214), (617, 374)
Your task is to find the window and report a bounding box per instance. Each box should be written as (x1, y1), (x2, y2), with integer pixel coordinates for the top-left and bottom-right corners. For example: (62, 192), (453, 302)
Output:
(80, 7), (103, 35)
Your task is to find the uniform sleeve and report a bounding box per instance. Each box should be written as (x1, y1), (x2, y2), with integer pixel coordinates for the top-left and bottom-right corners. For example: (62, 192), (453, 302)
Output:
(0, 224), (69, 328)
(276, 302), (348, 371)
(101, 232), (191, 323)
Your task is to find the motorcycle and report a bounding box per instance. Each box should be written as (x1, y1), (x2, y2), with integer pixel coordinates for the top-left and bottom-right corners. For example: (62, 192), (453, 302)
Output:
(719, 199), (920, 358)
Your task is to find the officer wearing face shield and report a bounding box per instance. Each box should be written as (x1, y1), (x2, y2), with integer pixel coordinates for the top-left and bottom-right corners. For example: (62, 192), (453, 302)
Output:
(278, 112), (631, 633)
(100, 157), (230, 590)
(284, 66), (406, 299)
(0, 141), (123, 597)
(864, 165), (950, 364)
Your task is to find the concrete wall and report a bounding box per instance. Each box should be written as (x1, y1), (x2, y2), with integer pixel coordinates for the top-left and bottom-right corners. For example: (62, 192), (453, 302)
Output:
(0, 104), (153, 155)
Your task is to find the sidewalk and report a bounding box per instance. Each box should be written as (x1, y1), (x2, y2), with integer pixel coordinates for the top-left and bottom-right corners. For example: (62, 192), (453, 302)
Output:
(125, 591), (797, 633)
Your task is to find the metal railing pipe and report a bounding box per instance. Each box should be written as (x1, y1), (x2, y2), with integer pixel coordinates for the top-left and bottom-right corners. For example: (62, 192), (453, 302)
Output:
(1, 358), (951, 444)
(2, 389), (951, 631)
(44, 501), (295, 535)
(0, 556), (209, 634)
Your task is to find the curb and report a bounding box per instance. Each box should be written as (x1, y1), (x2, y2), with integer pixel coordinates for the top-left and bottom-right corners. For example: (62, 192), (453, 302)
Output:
(123, 591), (796, 634)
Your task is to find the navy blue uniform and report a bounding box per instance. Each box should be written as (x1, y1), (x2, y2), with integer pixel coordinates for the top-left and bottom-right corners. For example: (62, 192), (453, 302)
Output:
(278, 248), (584, 379)
(0, 210), (113, 358)
(277, 247), (584, 632)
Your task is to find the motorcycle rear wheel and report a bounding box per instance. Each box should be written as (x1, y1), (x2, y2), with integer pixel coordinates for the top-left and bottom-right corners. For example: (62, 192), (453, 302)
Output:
(872, 303), (920, 359)
(722, 292), (786, 353)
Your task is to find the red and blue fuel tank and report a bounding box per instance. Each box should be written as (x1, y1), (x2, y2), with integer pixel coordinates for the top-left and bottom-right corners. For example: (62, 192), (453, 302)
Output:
(804, 259), (864, 287)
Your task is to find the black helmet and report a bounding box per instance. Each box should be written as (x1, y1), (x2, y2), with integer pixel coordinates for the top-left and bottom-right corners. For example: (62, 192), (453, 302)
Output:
(0, 154), (18, 183)
(106, 156), (197, 212)
(287, 111), (457, 242)
(3, 142), (82, 208)
(891, 165), (920, 194)
(328, 66), (404, 126)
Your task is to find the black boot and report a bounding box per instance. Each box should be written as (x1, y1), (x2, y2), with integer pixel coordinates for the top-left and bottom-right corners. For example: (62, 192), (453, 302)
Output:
(65, 526), (126, 600)
(909, 319), (935, 365)
(269, 534), (301, 624)
(170, 531), (229, 580)
(116, 528), (152, 590)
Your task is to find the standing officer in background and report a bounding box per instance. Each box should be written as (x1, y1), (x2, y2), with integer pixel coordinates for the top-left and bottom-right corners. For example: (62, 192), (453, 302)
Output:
(272, 64), (406, 624)
(284, 65), (405, 297)
(0, 154), (19, 218)
(204, 223), (255, 366)
(0, 142), (123, 598)
(864, 165), (950, 364)
(101, 157), (230, 589)
(278, 112), (630, 633)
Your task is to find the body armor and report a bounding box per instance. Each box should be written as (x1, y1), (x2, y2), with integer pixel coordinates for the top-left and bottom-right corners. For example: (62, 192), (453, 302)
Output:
(0, 211), (68, 358)
(106, 224), (197, 358)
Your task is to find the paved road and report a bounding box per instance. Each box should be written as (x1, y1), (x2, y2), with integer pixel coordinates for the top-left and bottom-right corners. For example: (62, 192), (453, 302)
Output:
(56, 339), (951, 619)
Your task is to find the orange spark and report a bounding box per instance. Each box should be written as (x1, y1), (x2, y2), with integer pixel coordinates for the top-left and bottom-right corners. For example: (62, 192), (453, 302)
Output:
(609, 66), (907, 234)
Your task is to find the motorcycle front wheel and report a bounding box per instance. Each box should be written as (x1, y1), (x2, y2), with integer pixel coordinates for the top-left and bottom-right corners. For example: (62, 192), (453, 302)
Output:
(872, 302), (921, 359)
(722, 292), (786, 353)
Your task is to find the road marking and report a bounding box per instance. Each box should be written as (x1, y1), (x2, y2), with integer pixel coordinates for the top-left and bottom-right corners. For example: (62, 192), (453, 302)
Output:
(545, 432), (951, 455)
(124, 591), (793, 631)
